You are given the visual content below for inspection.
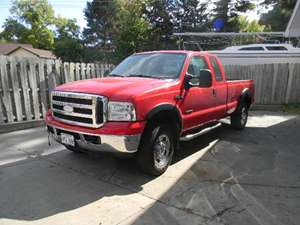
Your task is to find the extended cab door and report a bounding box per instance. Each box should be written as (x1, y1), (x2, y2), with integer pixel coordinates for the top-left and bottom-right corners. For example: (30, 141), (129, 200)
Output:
(181, 55), (216, 130)
(208, 56), (228, 119)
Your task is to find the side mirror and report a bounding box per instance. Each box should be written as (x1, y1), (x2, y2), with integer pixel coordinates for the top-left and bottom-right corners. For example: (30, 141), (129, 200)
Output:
(184, 69), (212, 89)
(198, 69), (212, 88)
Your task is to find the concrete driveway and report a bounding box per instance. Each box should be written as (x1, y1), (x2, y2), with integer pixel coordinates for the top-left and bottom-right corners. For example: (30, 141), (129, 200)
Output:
(0, 111), (299, 225)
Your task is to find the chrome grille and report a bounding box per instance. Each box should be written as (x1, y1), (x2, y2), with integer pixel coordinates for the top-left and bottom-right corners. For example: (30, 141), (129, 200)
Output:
(51, 91), (107, 128)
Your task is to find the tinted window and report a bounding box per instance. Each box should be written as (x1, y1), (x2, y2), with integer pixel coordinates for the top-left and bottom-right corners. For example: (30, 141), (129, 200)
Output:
(187, 56), (208, 86)
(110, 53), (186, 79)
(210, 57), (223, 81)
(239, 47), (265, 51)
(266, 46), (287, 51)
(187, 56), (208, 76)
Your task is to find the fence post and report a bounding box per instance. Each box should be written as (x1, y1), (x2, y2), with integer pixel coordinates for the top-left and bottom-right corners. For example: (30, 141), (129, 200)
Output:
(271, 64), (279, 103)
(0, 56), (14, 122)
(9, 57), (23, 121)
(28, 59), (40, 120)
(19, 58), (32, 120)
(285, 63), (295, 104)
(38, 59), (47, 116)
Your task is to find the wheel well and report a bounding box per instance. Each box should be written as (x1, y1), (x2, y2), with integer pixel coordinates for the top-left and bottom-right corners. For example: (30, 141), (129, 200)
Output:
(240, 90), (252, 109)
(145, 107), (182, 139)
(243, 94), (252, 109)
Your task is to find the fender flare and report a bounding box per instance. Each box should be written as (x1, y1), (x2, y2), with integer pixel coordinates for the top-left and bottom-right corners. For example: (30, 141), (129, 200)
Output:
(146, 104), (183, 132)
(239, 88), (252, 107)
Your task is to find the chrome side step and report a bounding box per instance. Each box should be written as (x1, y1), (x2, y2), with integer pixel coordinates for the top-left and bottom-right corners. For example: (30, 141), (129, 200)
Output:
(180, 122), (222, 141)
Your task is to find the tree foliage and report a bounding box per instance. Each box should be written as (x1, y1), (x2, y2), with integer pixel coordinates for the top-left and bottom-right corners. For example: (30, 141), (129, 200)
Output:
(1, 0), (56, 50)
(113, 0), (152, 62)
(237, 16), (265, 32)
(53, 18), (84, 62)
(173, 0), (210, 32)
(83, 0), (119, 48)
(213, 0), (255, 32)
(260, 0), (297, 31)
(0, 0), (84, 61)
(1, 0), (297, 63)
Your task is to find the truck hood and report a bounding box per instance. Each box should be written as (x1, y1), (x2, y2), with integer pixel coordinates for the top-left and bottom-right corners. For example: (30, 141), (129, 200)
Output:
(55, 77), (178, 101)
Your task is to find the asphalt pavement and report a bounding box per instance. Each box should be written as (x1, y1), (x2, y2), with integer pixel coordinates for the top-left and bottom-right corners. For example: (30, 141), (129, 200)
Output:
(0, 111), (299, 225)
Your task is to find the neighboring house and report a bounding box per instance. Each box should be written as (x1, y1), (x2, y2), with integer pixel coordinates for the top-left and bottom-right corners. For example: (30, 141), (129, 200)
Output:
(0, 43), (56, 59)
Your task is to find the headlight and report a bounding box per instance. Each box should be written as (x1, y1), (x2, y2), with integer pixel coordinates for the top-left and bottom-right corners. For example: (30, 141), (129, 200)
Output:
(108, 101), (136, 121)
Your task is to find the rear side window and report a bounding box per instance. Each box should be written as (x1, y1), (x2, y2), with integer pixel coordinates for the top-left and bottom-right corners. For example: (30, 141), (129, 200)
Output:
(187, 56), (208, 76)
(210, 57), (223, 81)
(266, 46), (287, 51)
(239, 47), (265, 51)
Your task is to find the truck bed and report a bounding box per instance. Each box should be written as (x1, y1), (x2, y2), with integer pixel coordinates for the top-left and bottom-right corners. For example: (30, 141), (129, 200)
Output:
(227, 79), (255, 112)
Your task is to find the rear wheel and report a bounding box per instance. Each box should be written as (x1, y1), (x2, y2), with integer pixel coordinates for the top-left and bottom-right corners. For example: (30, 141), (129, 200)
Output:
(136, 123), (174, 176)
(230, 103), (248, 130)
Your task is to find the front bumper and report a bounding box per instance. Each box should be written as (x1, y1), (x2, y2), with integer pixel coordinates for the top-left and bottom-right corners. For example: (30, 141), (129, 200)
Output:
(47, 125), (141, 153)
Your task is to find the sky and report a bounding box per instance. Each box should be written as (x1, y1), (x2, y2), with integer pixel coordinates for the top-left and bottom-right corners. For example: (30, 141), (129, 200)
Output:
(0, 0), (264, 32)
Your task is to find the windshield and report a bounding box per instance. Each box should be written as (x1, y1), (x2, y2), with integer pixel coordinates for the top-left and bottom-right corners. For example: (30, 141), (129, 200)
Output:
(110, 53), (187, 79)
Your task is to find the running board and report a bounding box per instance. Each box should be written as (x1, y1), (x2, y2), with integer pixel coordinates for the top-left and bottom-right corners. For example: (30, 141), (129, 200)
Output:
(180, 123), (222, 141)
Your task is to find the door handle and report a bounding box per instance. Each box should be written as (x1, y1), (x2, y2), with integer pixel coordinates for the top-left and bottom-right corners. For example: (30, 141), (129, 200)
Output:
(212, 89), (217, 97)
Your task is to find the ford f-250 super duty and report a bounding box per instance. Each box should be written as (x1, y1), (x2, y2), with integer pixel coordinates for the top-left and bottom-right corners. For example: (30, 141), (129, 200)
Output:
(46, 50), (254, 175)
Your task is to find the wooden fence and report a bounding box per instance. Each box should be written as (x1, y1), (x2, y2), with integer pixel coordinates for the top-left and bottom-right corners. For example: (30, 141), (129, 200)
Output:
(0, 56), (113, 125)
(224, 63), (300, 105)
(0, 55), (299, 127)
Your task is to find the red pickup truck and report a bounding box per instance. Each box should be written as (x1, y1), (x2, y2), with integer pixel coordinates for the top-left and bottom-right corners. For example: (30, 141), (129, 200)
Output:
(46, 50), (254, 175)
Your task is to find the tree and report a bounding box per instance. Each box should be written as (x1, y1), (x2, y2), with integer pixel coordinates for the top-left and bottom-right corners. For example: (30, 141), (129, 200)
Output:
(0, 19), (27, 42)
(173, 0), (210, 32)
(54, 38), (84, 62)
(237, 16), (265, 32)
(113, 0), (152, 62)
(260, 0), (297, 31)
(82, 0), (119, 48)
(55, 17), (80, 39)
(53, 18), (84, 62)
(144, 0), (174, 49)
(1, 0), (56, 50)
(213, 0), (255, 32)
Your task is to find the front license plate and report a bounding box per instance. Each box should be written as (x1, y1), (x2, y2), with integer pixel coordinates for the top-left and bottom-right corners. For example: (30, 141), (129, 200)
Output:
(61, 133), (75, 146)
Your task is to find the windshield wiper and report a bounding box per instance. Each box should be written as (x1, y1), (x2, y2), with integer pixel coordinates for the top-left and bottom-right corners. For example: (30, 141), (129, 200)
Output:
(127, 74), (160, 79)
(108, 74), (125, 77)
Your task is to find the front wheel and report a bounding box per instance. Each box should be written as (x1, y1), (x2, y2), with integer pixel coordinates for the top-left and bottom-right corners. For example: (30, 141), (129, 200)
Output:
(136, 123), (174, 176)
(230, 103), (248, 130)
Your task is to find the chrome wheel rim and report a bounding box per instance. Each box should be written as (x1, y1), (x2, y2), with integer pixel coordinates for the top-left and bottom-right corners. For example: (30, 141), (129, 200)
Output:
(153, 134), (171, 169)
(241, 107), (247, 125)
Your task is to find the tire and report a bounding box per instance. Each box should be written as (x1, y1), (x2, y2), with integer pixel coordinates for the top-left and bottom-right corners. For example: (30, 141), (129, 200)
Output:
(65, 145), (84, 153)
(136, 123), (175, 176)
(230, 103), (248, 130)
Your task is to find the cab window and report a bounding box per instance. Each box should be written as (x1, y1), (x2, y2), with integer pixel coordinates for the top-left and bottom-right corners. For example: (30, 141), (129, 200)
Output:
(187, 56), (209, 86)
(187, 56), (208, 76)
(210, 57), (223, 81)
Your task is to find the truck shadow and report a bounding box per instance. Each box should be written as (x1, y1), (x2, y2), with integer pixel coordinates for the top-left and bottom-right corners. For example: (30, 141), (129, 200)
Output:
(0, 112), (299, 222)
(128, 115), (300, 225)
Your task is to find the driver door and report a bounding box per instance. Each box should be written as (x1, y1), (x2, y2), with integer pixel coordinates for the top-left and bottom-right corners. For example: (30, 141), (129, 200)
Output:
(181, 55), (216, 130)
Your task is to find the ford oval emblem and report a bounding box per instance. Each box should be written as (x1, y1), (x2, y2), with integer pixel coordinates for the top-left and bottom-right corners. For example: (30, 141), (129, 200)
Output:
(63, 105), (74, 113)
